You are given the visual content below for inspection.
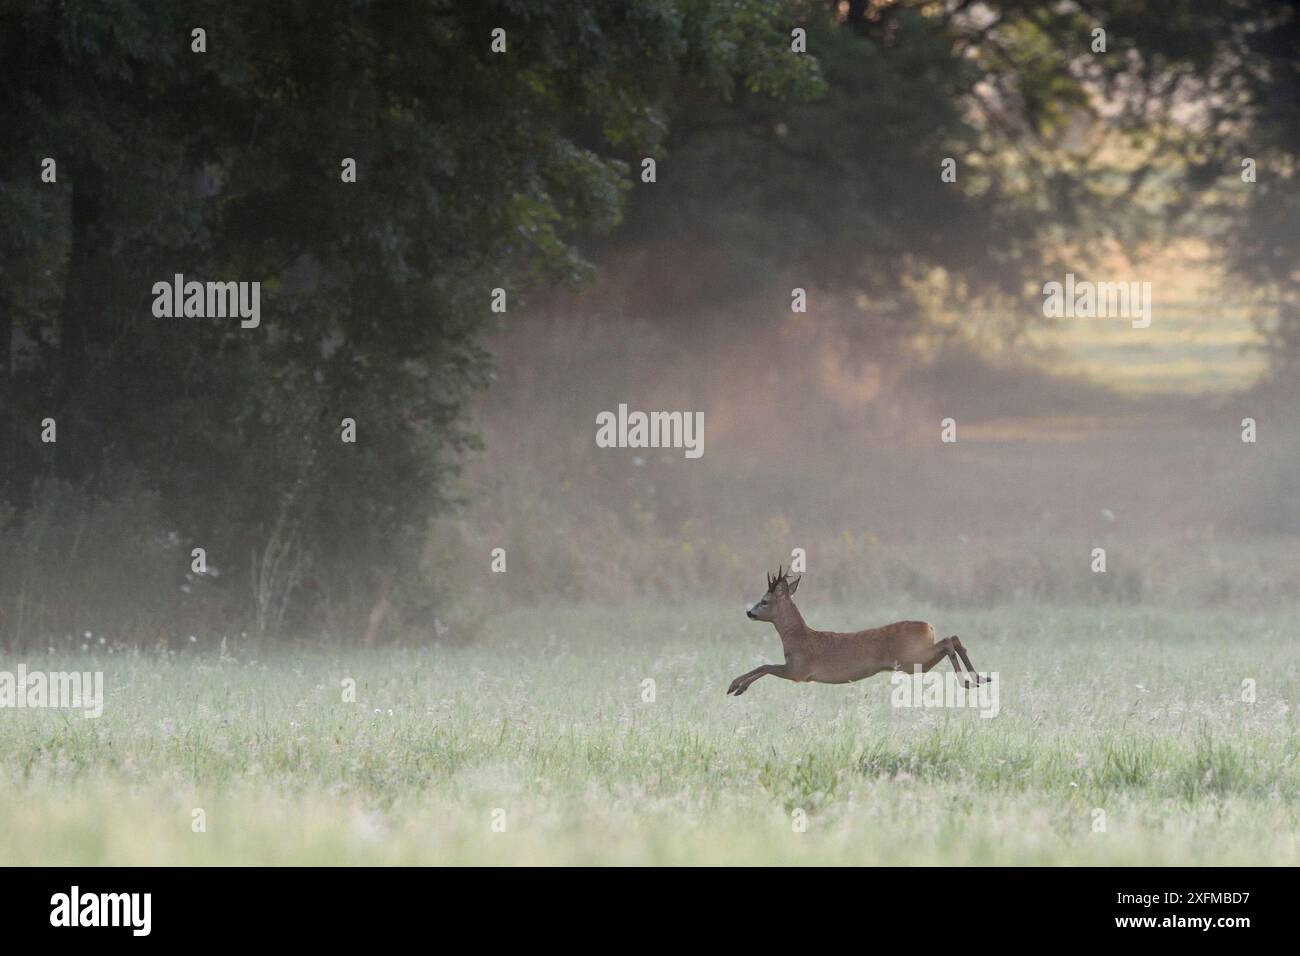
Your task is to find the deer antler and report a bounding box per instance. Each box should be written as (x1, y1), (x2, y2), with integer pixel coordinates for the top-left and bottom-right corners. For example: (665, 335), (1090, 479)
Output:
(767, 565), (793, 592)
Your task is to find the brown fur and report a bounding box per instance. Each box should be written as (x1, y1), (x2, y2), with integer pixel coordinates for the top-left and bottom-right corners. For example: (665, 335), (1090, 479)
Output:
(727, 567), (985, 696)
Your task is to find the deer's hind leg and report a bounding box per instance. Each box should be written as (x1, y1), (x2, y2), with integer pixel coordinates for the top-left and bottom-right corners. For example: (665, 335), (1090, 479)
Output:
(949, 635), (988, 684)
(919, 637), (976, 689)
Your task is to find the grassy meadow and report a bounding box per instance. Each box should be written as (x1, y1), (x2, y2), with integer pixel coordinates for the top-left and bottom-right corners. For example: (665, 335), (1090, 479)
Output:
(1, 602), (1296, 865)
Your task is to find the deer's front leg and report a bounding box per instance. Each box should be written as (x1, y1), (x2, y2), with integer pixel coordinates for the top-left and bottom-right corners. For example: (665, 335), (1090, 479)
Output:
(727, 666), (766, 695)
(727, 663), (791, 696)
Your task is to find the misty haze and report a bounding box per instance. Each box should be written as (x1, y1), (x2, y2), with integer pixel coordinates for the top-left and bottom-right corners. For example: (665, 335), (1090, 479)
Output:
(0, 0), (1297, 881)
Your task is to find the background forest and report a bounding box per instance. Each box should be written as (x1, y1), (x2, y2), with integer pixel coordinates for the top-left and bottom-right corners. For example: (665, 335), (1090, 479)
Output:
(2, 0), (1298, 646)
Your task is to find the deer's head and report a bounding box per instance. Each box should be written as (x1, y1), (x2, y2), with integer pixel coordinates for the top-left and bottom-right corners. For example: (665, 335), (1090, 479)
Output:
(747, 565), (801, 622)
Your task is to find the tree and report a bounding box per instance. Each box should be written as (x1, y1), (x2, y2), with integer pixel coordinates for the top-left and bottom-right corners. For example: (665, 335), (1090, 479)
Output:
(579, 0), (1300, 368)
(0, 0), (821, 641)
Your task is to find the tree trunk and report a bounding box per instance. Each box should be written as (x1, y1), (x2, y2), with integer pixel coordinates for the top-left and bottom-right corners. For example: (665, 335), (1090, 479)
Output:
(54, 167), (107, 477)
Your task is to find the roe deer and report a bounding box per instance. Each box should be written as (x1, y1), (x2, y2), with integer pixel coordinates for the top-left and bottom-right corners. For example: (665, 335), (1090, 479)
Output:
(726, 566), (987, 696)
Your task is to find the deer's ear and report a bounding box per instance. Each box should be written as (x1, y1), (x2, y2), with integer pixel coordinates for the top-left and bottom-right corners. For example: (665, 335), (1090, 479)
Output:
(788, 575), (801, 595)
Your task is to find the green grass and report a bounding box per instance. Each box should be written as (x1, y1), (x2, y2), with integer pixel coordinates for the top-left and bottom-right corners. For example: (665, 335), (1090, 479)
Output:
(1, 603), (1297, 864)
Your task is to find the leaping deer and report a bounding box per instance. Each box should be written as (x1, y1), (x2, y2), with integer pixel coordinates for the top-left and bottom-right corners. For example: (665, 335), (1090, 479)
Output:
(726, 567), (987, 696)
